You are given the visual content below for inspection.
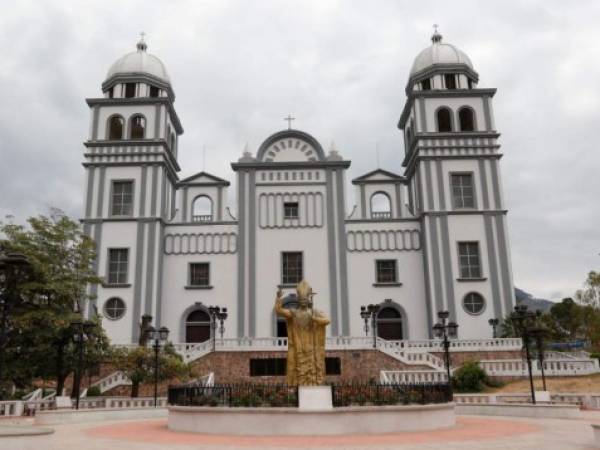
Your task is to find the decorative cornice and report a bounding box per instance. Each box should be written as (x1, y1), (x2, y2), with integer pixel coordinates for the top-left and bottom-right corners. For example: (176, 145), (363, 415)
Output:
(231, 160), (351, 171)
(352, 168), (407, 185)
(256, 129), (326, 162)
(406, 63), (480, 93)
(101, 72), (175, 101)
(83, 139), (181, 172)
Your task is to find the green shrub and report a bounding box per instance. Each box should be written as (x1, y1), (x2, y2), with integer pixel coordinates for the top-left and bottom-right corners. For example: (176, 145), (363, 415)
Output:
(86, 385), (101, 397)
(452, 361), (487, 393)
(484, 377), (505, 389)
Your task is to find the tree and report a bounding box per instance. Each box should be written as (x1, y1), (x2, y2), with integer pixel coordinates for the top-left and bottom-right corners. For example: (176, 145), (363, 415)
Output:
(112, 343), (192, 397)
(542, 298), (584, 341)
(0, 211), (104, 396)
(576, 271), (600, 308)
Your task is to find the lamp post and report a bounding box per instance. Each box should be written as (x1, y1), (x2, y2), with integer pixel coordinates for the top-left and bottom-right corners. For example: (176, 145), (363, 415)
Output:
(433, 311), (458, 384)
(511, 304), (537, 404)
(207, 306), (228, 351)
(488, 318), (500, 338)
(360, 304), (380, 348)
(0, 253), (31, 394)
(71, 319), (95, 410)
(146, 325), (169, 407)
(530, 326), (548, 391)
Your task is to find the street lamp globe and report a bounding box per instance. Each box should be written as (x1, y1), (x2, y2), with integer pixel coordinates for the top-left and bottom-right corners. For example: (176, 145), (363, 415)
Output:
(158, 326), (169, 342)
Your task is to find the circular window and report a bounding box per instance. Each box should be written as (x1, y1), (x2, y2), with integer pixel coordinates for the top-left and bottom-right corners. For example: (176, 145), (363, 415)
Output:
(463, 292), (485, 315)
(104, 297), (126, 320)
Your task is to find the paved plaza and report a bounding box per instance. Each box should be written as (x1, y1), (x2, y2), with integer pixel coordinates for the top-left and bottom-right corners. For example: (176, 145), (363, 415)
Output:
(2, 411), (600, 450)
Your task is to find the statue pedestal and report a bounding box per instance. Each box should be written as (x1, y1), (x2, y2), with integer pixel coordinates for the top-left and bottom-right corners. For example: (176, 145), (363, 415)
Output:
(298, 385), (333, 411)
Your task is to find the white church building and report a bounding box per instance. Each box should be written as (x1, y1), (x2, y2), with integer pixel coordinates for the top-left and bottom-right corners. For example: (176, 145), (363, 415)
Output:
(82, 31), (515, 345)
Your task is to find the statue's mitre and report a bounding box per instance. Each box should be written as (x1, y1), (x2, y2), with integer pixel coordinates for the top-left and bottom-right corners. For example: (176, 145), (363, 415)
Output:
(296, 279), (312, 300)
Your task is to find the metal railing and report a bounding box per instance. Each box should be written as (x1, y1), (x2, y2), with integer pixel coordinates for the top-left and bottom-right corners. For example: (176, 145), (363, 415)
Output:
(168, 383), (299, 408)
(331, 382), (452, 407)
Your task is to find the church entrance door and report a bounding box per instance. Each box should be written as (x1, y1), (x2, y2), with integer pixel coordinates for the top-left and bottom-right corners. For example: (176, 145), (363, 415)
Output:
(185, 310), (211, 343)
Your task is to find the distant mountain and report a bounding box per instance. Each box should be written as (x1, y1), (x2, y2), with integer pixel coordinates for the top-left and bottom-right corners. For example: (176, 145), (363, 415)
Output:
(514, 287), (555, 313)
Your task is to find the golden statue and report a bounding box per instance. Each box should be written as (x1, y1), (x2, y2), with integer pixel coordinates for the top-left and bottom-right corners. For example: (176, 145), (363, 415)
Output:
(274, 280), (330, 385)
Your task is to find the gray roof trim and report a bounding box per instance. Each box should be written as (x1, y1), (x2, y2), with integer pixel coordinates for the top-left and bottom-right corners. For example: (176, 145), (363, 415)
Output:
(81, 217), (238, 226)
(231, 160), (351, 171)
(102, 73), (175, 100)
(402, 152), (503, 177)
(345, 218), (420, 224)
(179, 171), (230, 186)
(398, 88), (497, 129)
(255, 129), (326, 162)
(406, 63), (480, 93)
(81, 160), (179, 186)
(84, 139), (181, 172)
(85, 97), (183, 134)
(352, 168), (407, 185)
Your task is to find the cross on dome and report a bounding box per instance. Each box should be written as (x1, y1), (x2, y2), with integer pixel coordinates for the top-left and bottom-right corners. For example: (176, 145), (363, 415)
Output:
(136, 31), (148, 52)
(284, 114), (296, 130)
(431, 24), (443, 43)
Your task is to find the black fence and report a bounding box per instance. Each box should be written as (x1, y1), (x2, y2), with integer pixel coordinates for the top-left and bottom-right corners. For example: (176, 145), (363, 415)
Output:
(168, 383), (299, 407)
(330, 382), (452, 407)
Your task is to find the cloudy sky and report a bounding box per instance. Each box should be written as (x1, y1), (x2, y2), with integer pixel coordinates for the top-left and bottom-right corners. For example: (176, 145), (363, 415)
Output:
(0, 0), (598, 301)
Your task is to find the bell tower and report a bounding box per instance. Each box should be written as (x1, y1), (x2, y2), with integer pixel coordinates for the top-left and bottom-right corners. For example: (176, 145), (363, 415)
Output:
(82, 37), (184, 343)
(398, 30), (515, 338)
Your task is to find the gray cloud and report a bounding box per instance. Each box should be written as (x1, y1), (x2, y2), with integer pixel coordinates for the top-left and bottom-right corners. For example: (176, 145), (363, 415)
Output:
(1, 0), (598, 301)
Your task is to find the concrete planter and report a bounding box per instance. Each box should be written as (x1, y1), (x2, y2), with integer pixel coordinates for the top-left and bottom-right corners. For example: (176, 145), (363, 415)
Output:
(456, 402), (581, 419)
(168, 403), (456, 435)
(35, 407), (167, 425)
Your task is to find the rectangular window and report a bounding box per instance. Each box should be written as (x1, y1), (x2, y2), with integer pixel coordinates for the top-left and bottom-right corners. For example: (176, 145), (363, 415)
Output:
(282, 252), (303, 285)
(189, 263), (210, 287)
(107, 249), (129, 284)
(149, 86), (160, 97)
(284, 202), (299, 219)
(111, 181), (134, 216)
(376, 260), (397, 283)
(125, 83), (136, 98)
(444, 74), (457, 90)
(451, 173), (475, 208)
(458, 242), (482, 278)
(421, 78), (431, 90)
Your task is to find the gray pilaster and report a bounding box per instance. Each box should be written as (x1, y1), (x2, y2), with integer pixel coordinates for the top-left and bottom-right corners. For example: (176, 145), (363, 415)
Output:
(85, 167), (96, 219)
(154, 104), (161, 139)
(325, 169), (339, 335)
(418, 97), (427, 132)
(96, 167), (106, 218)
(435, 160), (446, 211)
(91, 106), (99, 140)
(335, 171), (350, 336)
(144, 221), (157, 316)
(170, 184), (176, 219)
(139, 166), (148, 217)
(489, 160), (502, 209)
(425, 161), (435, 212)
(217, 186), (223, 221)
(182, 188), (188, 222)
(419, 222), (434, 338)
(88, 223), (102, 317)
(484, 215), (503, 319)
(161, 169), (167, 218)
(236, 172), (247, 337)
(155, 223), (165, 326)
(131, 222), (146, 343)
(478, 160), (490, 210)
(494, 215), (514, 314)
(483, 96), (492, 131)
(360, 184), (366, 218)
(150, 166), (158, 216)
(394, 183), (402, 218)
(248, 170), (256, 337)
(439, 215), (456, 320)
(427, 216), (444, 314)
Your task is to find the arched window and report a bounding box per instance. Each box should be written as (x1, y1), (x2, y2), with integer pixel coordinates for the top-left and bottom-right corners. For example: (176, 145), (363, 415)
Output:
(370, 192), (391, 219)
(192, 195), (213, 222)
(185, 309), (211, 343)
(458, 107), (475, 132)
(436, 107), (453, 132)
(129, 115), (146, 139)
(107, 116), (124, 140)
(377, 306), (403, 340)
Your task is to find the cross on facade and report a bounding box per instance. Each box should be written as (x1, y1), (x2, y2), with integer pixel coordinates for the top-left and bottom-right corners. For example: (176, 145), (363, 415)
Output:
(284, 114), (295, 130)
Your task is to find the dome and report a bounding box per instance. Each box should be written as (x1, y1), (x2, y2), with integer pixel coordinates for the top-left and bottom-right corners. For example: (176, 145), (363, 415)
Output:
(410, 31), (473, 77)
(106, 39), (170, 83)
